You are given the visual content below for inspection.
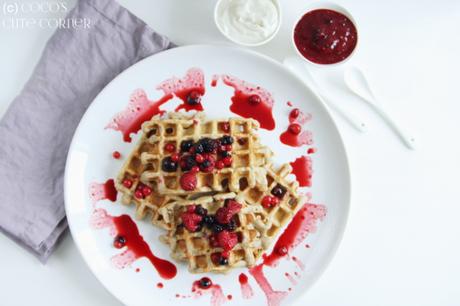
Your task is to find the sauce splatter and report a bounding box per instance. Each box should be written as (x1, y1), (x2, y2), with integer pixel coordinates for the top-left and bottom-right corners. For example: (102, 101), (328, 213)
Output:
(292, 256), (305, 271)
(280, 107), (313, 147)
(90, 208), (177, 279)
(219, 74), (276, 130)
(112, 151), (121, 159)
(191, 278), (226, 306)
(284, 272), (297, 285)
(227, 295), (232, 300)
(238, 273), (254, 299)
(248, 203), (326, 306)
(307, 147), (317, 154)
(287, 101), (293, 107)
(106, 89), (172, 142)
(211, 74), (219, 87)
(89, 179), (117, 204)
(157, 68), (205, 112)
(157, 282), (164, 288)
(290, 155), (313, 187)
(249, 264), (288, 306)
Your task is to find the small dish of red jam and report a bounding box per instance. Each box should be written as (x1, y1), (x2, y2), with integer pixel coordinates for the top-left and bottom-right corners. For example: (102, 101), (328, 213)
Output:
(293, 8), (358, 65)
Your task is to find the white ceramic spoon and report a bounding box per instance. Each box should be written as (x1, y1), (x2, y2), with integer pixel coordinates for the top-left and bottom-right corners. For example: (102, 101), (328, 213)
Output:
(344, 66), (416, 150)
(283, 57), (367, 132)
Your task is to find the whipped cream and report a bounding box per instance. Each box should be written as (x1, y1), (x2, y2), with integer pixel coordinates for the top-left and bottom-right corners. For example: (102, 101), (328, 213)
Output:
(216, 0), (280, 45)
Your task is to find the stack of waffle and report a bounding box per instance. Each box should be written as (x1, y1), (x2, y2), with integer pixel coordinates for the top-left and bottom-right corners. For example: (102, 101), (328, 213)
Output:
(115, 112), (305, 273)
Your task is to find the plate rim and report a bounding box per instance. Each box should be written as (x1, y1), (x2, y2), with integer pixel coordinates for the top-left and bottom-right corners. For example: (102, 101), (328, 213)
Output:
(64, 44), (352, 306)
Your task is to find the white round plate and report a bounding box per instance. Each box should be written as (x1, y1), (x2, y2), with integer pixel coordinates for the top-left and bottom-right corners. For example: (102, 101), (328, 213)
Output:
(65, 45), (350, 306)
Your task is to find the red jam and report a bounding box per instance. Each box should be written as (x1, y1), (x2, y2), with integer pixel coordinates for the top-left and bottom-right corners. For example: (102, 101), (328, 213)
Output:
(293, 9), (358, 64)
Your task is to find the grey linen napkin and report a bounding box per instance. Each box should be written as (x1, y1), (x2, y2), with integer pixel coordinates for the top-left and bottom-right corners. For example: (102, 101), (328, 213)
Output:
(0, 0), (174, 262)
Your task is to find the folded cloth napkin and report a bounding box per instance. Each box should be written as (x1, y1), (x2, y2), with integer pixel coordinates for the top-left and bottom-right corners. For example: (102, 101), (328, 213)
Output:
(0, 0), (174, 263)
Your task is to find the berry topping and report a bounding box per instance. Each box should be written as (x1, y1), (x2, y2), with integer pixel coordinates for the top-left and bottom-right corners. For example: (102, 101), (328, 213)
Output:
(186, 90), (202, 105)
(199, 159), (215, 172)
(290, 108), (300, 119)
(222, 156), (232, 167)
(219, 256), (229, 265)
(215, 160), (225, 169)
(180, 140), (194, 152)
(217, 230), (238, 251)
(271, 184), (287, 198)
(164, 143), (176, 153)
(134, 190), (144, 199)
(220, 135), (234, 145)
(112, 151), (121, 159)
(191, 166), (200, 173)
(113, 235), (126, 248)
(219, 151), (231, 158)
(181, 211), (203, 232)
(204, 215), (215, 226)
(193, 142), (205, 154)
(180, 171), (197, 191)
(162, 157), (178, 172)
(195, 154), (205, 163)
(248, 94), (261, 105)
(216, 199), (242, 224)
(261, 195), (279, 208)
(186, 205), (196, 213)
(180, 154), (197, 171)
(141, 185), (152, 197)
(212, 223), (224, 233)
(220, 122), (230, 133)
(171, 153), (180, 162)
(225, 219), (237, 231)
(288, 123), (302, 135)
(209, 235), (220, 248)
(199, 138), (218, 153)
(225, 145), (232, 152)
(122, 179), (133, 188)
(237, 138), (247, 145)
(211, 253), (221, 264)
(198, 277), (212, 289)
(195, 205), (207, 216)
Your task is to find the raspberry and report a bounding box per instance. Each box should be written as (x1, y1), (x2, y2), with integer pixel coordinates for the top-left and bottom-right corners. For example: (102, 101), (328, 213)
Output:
(288, 123), (302, 135)
(225, 145), (232, 152)
(181, 212), (203, 232)
(216, 200), (242, 224)
(180, 154), (197, 171)
(180, 171), (197, 191)
(217, 230), (238, 251)
(186, 205), (196, 213)
(261, 196), (279, 208)
(122, 179), (133, 188)
(191, 166), (200, 173)
(209, 235), (220, 248)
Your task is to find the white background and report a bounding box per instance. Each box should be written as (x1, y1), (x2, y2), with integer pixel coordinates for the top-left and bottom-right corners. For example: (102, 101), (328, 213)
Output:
(1, 0), (459, 305)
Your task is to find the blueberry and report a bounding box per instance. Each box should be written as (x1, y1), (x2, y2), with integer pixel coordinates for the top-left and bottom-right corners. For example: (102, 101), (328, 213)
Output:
(219, 256), (229, 265)
(194, 142), (205, 154)
(204, 215), (215, 227)
(195, 205), (207, 216)
(180, 154), (196, 171)
(225, 219), (237, 231)
(220, 135), (234, 145)
(212, 223), (224, 233)
(220, 151), (231, 158)
(180, 140), (194, 152)
(199, 138), (218, 153)
(199, 160), (211, 171)
(271, 184), (287, 198)
(162, 157), (178, 172)
(186, 90), (201, 105)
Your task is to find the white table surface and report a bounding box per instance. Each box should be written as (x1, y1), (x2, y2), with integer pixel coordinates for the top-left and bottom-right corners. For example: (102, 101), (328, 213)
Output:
(1, 0), (460, 305)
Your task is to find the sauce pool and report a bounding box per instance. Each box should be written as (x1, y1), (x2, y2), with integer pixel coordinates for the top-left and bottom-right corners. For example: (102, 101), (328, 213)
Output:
(293, 9), (358, 64)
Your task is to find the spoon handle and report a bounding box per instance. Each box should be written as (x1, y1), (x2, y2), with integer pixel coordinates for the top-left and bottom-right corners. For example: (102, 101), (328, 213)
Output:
(369, 102), (416, 149)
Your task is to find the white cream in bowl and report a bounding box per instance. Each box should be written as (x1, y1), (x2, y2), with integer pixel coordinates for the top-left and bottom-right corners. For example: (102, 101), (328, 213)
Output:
(215, 0), (281, 46)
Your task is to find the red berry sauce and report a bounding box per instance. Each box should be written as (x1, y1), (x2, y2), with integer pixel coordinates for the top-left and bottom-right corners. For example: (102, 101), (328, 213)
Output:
(89, 179), (118, 204)
(293, 9), (358, 65)
(106, 89), (172, 143)
(191, 278), (226, 306)
(90, 208), (177, 280)
(157, 68), (205, 112)
(112, 151), (121, 159)
(290, 155), (313, 187)
(219, 74), (276, 130)
(238, 273), (254, 299)
(280, 105), (313, 147)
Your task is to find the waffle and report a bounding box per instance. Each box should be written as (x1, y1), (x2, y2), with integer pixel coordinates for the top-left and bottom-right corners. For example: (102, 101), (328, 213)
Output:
(239, 163), (307, 249)
(158, 192), (266, 273)
(116, 112), (272, 200)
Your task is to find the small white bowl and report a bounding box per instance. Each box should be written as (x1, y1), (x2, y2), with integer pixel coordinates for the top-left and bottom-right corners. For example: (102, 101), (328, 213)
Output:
(214, 0), (282, 47)
(291, 1), (359, 67)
